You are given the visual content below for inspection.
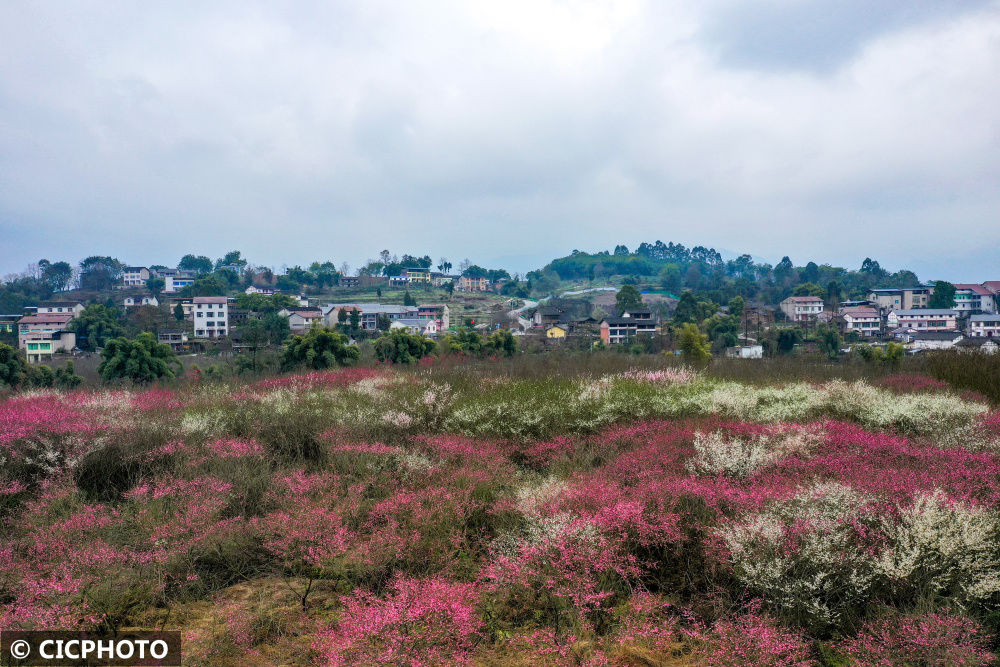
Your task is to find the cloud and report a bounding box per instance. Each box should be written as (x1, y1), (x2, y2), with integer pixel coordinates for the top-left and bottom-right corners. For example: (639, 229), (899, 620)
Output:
(1, 0), (998, 280)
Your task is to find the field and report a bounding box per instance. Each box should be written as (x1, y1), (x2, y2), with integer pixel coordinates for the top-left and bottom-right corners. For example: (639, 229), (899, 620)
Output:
(3, 358), (1000, 665)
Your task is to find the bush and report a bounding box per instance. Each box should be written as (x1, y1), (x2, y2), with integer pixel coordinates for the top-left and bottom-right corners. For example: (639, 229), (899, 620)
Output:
(281, 328), (360, 370)
(374, 330), (436, 364)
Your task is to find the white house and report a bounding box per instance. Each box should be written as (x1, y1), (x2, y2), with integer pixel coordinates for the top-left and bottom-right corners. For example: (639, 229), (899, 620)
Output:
(121, 267), (150, 288)
(908, 331), (964, 351)
(36, 301), (85, 316)
(287, 310), (323, 332)
(841, 307), (881, 337)
(245, 285), (278, 295)
(887, 309), (959, 331)
(123, 296), (159, 308)
(953, 284), (998, 315)
(390, 319), (439, 337)
(192, 296), (228, 339)
(779, 296), (824, 322)
(968, 313), (1000, 338)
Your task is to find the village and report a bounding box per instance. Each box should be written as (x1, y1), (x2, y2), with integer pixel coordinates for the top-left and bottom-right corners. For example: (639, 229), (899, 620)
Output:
(6, 260), (1000, 366)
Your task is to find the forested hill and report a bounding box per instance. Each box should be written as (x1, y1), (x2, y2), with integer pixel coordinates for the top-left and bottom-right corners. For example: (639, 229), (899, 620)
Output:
(525, 241), (924, 305)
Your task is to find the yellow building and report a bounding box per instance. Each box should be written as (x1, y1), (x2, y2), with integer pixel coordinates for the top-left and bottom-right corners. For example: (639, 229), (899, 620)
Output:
(546, 324), (568, 338)
(404, 267), (431, 284)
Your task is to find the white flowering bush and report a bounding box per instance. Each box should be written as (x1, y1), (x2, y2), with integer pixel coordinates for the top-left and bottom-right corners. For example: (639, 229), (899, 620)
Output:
(719, 482), (879, 630)
(878, 490), (1000, 609)
(686, 431), (775, 478)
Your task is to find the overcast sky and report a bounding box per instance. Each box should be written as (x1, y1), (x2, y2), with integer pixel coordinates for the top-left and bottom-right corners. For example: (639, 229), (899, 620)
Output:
(1, 1), (998, 281)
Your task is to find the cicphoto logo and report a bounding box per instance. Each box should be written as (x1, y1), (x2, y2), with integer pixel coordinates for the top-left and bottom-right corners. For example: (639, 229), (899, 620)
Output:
(1, 631), (181, 666)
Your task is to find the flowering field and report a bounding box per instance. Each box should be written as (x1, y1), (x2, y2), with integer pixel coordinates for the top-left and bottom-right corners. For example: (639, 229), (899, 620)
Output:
(2, 366), (1000, 665)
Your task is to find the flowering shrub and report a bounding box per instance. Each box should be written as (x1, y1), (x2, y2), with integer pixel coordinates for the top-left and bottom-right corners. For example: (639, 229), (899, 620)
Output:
(689, 613), (814, 667)
(837, 611), (994, 666)
(314, 576), (482, 666)
(877, 490), (1000, 609)
(718, 482), (881, 630)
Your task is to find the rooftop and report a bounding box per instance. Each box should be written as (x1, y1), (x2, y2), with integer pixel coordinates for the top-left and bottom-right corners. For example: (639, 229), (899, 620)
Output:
(193, 296), (228, 304)
(891, 309), (958, 316)
(19, 314), (74, 324)
(954, 283), (993, 296)
(910, 331), (964, 341)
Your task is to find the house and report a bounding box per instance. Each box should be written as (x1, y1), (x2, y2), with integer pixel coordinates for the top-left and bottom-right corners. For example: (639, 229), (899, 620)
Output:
(953, 284), (997, 315)
(403, 268), (431, 284)
(164, 275), (195, 293)
(887, 309), (958, 331)
(725, 345), (763, 359)
(545, 324), (568, 339)
(388, 276), (411, 287)
(431, 273), (457, 287)
(123, 296), (159, 308)
(867, 287), (933, 311)
(968, 314), (1000, 338)
(779, 296), (824, 322)
(841, 307), (881, 337)
(323, 304), (420, 330)
(340, 277), (360, 288)
(192, 296), (229, 339)
(18, 313), (76, 362)
(416, 304), (450, 330)
(287, 310), (323, 332)
(908, 331), (964, 351)
(956, 337), (1000, 354)
(121, 267), (150, 288)
(458, 275), (490, 292)
(245, 285), (278, 296)
(533, 306), (564, 328)
(390, 318), (438, 337)
(0, 314), (20, 335)
(157, 329), (189, 351)
(36, 301), (85, 316)
(599, 313), (657, 345)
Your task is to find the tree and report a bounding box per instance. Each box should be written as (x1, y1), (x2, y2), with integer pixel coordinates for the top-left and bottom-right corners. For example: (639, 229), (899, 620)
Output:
(677, 323), (711, 362)
(98, 333), (179, 383)
(613, 244), (629, 256)
(146, 277), (165, 295)
(180, 275), (226, 297)
(0, 342), (29, 389)
(40, 260), (74, 292)
(281, 328), (360, 370)
(79, 256), (124, 291)
(173, 303), (185, 321)
(54, 361), (83, 389)
(373, 330), (436, 364)
(178, 255), (214, 274)
(928, 281), (957, 309)
(215, 250), (247, 271)
(659, 264), (681, 293)
(403, 290), (415, 306)
(70, 305), (126, 351)
(615, 284), (643, 313)
(487, 329), (517, 357)
(815, 324), (842, 361)
(793, 282), (827, 298)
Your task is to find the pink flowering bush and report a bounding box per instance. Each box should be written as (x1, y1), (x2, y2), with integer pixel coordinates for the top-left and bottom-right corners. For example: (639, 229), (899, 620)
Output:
(837, 611), (995, 666)
(689, 612), (814, 667)
(314, 576), (483, 666)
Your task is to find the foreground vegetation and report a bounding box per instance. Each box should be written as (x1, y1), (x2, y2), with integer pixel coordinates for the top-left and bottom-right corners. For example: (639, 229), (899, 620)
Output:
(2, 358), (1000, 665)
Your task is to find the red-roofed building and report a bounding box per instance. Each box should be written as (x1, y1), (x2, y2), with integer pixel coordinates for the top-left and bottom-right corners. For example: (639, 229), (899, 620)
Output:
(953, 284), (997, 315)
(18, 313), (76, 362)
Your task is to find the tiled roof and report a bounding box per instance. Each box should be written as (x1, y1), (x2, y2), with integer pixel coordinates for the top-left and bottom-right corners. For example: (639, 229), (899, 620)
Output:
(193, 296), (228, 304)
(19, 314), (74, 324)
(891, 309), (958, 316)
(954, 284), (993, 296)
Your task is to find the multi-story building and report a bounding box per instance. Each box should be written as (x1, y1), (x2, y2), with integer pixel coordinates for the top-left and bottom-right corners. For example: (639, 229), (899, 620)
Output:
(968, 314), (1000, 338)
(867, 287), (933, 311)
(953, 284), (997, 315)
(18, 313), (77, 363)
(154, 268), (198, 293)
(390, 319), (439, 337)
(339, 276), (361, 288)
(779, 296), (824, 322)
(841, 307), (881, 337)
(458, 275), (490, 292)
(599, 311), (657, 345)
(887, 309), (958, 331)
(416, 304), (450, 330)
(403, 267), (431, 284)
(157, 329), (189, 351)
(36, 301), (85, 316)
(287, 310), (323, 332)
(323, 304), (418, 330)
(192, 296), (228, 339)
(121, 267), (150, 288)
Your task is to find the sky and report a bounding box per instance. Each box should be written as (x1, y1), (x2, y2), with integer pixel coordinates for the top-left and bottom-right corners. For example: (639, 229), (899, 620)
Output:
(1, 0), (998, 281)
